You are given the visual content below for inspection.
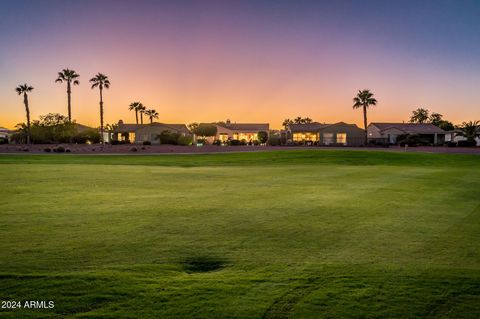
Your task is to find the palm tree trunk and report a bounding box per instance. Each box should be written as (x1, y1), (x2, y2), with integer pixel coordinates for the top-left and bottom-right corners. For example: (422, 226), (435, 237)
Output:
(140, 113), (144, 125)
(150, 117), (153, 124)
(99, 87), (104, 145)
(67, 81), (72, 122)
(24, 93), (31, 145)
(363, 105), (368, 145)
(135, 110), (139, 124)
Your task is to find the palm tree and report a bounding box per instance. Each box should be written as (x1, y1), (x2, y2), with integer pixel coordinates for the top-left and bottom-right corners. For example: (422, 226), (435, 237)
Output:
(458, 121), (480, 143)
(353, 89), (377, 144)
(138, 104), (146, 124)
(128, 102), (143, 124)
(145, 109), (159, 124)
(15, 84), (34, 144)
(89, 73), (110, 144)
(55, 68), (79, 122)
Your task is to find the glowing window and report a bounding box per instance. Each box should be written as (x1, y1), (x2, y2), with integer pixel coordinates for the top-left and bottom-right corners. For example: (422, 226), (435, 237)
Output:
(336, 133), (347, 144)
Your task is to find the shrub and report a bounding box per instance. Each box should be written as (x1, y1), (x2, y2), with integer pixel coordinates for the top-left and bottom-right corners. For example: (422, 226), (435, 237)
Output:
(267, 135), (281, 146)
(0, 138), (8, 144)
(398, 134), (431, 146)
(177, 135), (193, 146)
(240, 139), (247, 145)
(257, 131), (268, 144)
(253, 140), (260, 146)
(111, 140), (130, 145)
(212, 139), (222, 146)
(157, 130), (180, 145)
(228, 139), (241, 146)
(446, 141), (457, 147)
(54, 146), (65, 153)
(457, 140), (476, 147)
(44, 148), (52, 152)
(130, 147), (138, 152)
(65, 148), (71, 153)
(142, 141), (152, 145)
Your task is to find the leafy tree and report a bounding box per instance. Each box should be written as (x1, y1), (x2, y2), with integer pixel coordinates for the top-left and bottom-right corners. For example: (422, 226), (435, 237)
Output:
(90, 73), (110, 144)
(438, 121), (454, 131)
(458, 121), (480, 143)
(145, 109), (159, 123)
(257, 131), (268, 144)
(192, 124), (217, 138)
(15, 83), (34, 144)
(409, 108), (430, 123)
(55, 68), (79, 122)
(188, 122), (199, 132)
(128, 102), (143, 124)
(353, 89), (377, 144)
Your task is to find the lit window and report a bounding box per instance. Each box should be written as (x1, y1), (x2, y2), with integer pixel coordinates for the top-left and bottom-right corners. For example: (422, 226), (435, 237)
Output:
(336, 133), (347, 144)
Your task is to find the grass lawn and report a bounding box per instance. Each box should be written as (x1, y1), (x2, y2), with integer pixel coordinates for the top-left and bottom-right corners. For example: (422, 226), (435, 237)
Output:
(1, 150), (479, 318)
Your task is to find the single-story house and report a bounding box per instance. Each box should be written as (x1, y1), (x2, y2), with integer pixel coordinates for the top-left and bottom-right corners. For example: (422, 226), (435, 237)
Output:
(367, 123), (446, 145)
(445, 129), (480, 146)
(112, 120), (190, 144)
(0, 127), (12, 142)
(288, 122), (365, 146)
(206, 121), (269, 143)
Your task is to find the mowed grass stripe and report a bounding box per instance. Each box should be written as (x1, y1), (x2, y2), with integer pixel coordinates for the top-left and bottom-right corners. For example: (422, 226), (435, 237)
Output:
(0, 151), (479, 318)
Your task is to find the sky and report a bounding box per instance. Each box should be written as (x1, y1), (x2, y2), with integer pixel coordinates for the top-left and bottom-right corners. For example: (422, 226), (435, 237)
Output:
(1, 0), (479, 129)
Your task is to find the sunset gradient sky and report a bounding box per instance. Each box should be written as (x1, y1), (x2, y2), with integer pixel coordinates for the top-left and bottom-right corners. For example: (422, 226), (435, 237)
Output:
(1, 0), (479, 129)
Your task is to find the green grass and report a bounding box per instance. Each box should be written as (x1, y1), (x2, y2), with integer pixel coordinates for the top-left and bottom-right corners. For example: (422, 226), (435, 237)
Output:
(1, 150), (479, 318)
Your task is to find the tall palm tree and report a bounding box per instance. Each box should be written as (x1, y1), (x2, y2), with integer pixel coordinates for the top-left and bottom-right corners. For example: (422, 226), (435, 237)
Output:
(138, 104), (146, 124)
(55, 68), (79, 122)
(128, 102), (142, 124)
(15, 84), (34, 144)
(89, 73), (110, 144)
(353, 89), (377, 144)
(145, 109), (159, 124)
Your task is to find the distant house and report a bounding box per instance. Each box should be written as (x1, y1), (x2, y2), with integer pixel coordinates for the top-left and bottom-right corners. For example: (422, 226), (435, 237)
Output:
(208, 121), (269, 143)
(0, 127), (11, 142)
(368, 123), (446, 145)
(288, 122), (365, 146)
(112, 120), (190, 144)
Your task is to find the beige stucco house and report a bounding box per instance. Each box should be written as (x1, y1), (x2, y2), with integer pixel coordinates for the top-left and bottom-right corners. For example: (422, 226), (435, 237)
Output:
(288, 122), (365, 146)
(205, 121), (269, 143)
(367, 123), (446, 144)
(112, 120), (190, 144)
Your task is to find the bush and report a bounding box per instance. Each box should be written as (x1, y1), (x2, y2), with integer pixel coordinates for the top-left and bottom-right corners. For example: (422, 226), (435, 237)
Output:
(142, 141), (152, 145)
(0, 138), (8, 144)
(240, 139), (248, 145)
(228, 139), (241, 146)
(253, 140), (260, 146)
(398, 134), (431, 147)
(54, 146), (65, 153)
(257, 131), (268, 144)
(446, 141), (457, 147)
(267, 135), (281, 146)
(212, 139), (222, 146)
(130, 147), (138, 152)
(177, 135), (193, 146)
(44, 148), (52, 152)
(457, 140), (476, 147)
(157, 130), (180, 145)
(65, 148), (71, 153)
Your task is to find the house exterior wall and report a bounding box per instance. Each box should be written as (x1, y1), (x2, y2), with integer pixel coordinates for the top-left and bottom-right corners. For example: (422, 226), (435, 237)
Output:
(319, 125), (365, 146)
(134, 126), (189, 144)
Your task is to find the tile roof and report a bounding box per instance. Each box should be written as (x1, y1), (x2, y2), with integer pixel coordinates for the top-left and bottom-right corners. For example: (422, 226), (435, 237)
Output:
(370, 123), (446, 134)
(289, 122), (361, 132)
(216, 123), (269, 132)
